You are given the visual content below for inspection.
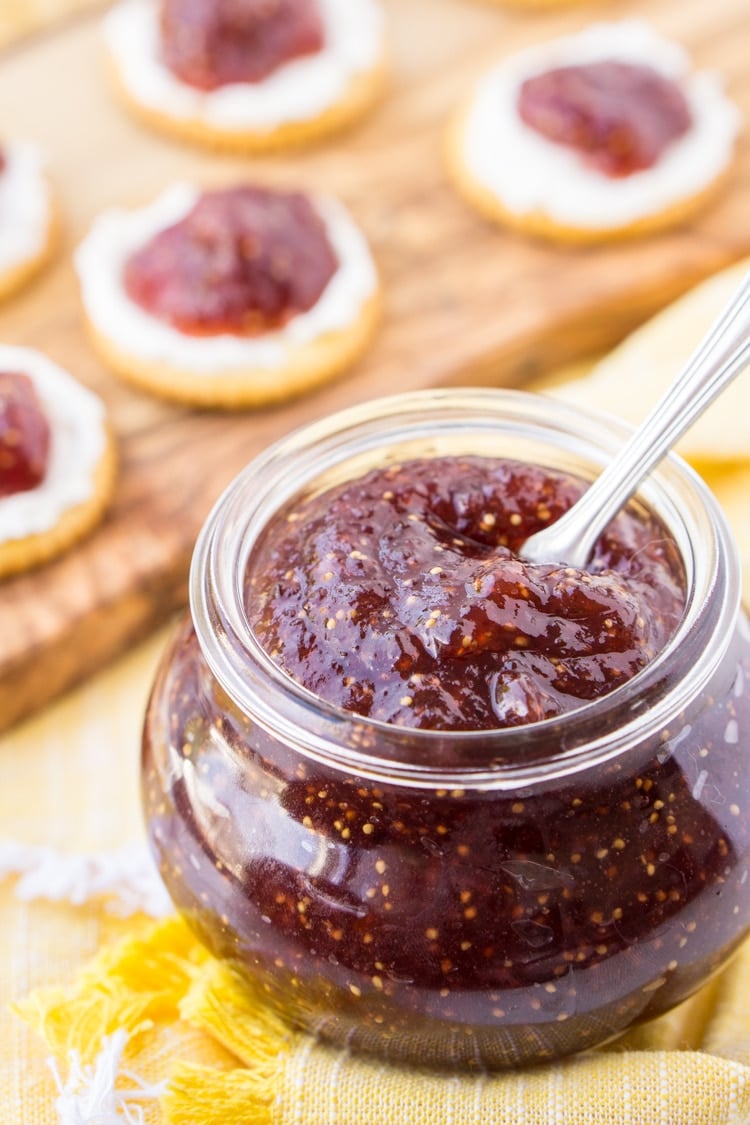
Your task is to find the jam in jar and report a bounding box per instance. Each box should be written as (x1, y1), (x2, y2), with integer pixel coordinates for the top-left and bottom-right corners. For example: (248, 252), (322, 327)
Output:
(143, 389), (750, 1068)
(246, 454), (685, 729)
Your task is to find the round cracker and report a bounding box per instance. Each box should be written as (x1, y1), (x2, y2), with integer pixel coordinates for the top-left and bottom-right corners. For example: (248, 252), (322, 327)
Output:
(446, 102), (733, 245)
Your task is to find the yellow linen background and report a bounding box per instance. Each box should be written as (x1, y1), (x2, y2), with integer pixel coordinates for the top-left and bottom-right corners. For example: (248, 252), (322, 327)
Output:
(0, 630), (169, 1121)
(2, 263), (750, 1122)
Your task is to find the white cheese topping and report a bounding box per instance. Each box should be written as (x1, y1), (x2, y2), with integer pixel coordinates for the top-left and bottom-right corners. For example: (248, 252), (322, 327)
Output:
(103, 0), (385, 132)
(0, 142), (53, 276)
(460, 21), (741, 230)
(74, 182), (379, 374)
(0, 347), (108, 541)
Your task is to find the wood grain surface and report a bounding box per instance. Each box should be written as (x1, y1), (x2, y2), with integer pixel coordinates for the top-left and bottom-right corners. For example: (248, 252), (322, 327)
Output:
(0, 0), (748, 732)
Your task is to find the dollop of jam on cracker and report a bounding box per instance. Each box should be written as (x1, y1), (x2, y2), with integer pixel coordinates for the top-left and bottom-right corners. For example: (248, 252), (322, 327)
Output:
(518, 61), (692, 177)
(124, 185), (338, 336)
(160, 0), (325, 90)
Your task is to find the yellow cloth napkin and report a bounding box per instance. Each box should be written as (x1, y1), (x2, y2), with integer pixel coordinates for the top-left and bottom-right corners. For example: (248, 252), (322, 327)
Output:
(12, 913), (750, 1124)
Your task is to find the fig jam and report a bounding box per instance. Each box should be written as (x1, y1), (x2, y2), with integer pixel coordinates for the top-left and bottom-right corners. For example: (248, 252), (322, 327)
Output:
(0, 372), (50, 497)
(248, 458), (685, 730)
(518, 61), (692, 177)
(160, 0), (325, 91)
(142, 392), (750, 1068)
(123, 186), (338, 337)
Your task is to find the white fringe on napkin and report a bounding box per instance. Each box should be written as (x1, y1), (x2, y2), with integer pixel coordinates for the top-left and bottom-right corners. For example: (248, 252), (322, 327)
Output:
(0, 840), (172, 917)
(49, 1028), (165, 1124)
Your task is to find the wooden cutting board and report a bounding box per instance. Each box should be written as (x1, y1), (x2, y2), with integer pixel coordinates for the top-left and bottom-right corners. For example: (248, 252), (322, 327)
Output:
(0, 0), (748, 733)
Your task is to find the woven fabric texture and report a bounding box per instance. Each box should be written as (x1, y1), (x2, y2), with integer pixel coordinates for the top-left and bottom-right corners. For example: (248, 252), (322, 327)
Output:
(10, 910), (750, 1124)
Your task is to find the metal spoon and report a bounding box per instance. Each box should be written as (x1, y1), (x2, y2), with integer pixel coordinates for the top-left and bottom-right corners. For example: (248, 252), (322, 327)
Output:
(521, 272), (750, 568)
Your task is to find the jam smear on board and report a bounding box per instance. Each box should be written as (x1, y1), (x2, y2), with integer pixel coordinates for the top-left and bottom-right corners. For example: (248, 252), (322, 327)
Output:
(160, 0), (325, 91)
(518, 61), (692, 177)
(123, 185), (338, 336)
(247, 457), (686, 730)
(0, 372), (50, 497)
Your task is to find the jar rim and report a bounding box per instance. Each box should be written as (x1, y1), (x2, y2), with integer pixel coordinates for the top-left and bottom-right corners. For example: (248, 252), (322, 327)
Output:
(190, 388), (742, 790)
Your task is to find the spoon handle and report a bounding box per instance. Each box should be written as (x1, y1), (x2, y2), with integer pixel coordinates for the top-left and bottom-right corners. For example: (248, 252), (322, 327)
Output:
(522, 272), (750, 568)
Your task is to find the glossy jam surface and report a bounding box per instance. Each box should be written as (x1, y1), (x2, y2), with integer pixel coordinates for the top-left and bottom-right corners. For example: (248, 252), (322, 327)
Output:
(0, 372), (50, 497)
(247, 457), (685, 730)
(123, 186), (338, 336)
(518, 61), (692, 177)
(160, 0), (325, 90)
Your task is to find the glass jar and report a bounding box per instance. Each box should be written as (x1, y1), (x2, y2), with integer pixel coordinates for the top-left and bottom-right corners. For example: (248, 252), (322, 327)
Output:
(142, 388), (750, 1069)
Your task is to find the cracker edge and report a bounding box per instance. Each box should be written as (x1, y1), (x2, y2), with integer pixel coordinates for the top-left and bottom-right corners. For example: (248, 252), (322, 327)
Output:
(106, 48), (389, 153)
(0, 426), (118, 581)
(84, 288), (382, 408)
(0, 193), (59, 303)
(445, 101), (735, 246)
